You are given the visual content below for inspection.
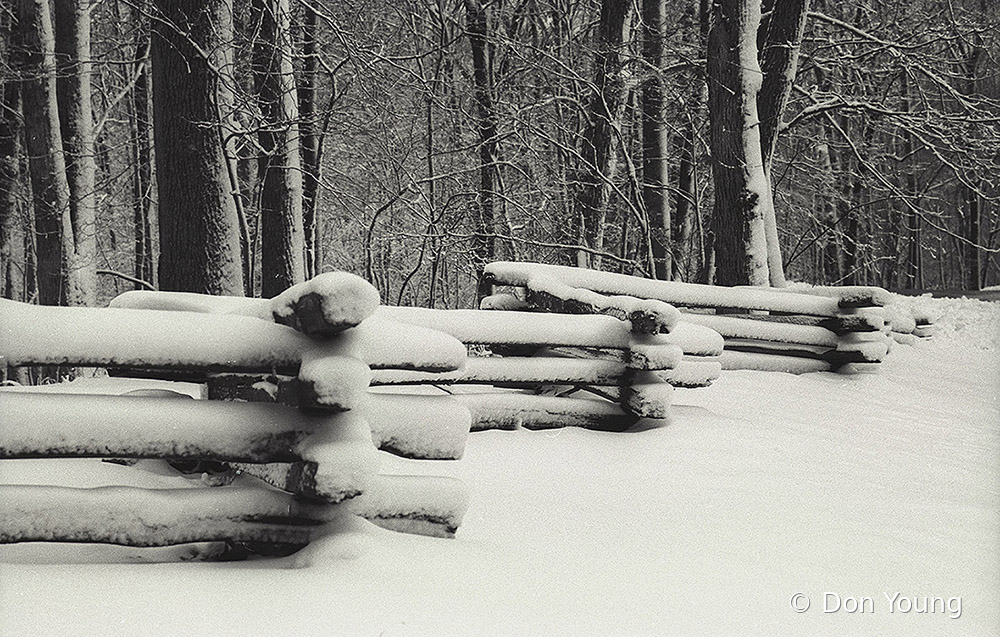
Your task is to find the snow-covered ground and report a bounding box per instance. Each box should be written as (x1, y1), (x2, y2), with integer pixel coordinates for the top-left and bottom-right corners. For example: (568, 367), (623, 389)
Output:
(1, 294), (998, 636)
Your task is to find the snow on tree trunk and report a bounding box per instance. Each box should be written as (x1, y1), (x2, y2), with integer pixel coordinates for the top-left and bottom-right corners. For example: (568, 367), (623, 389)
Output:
(150, 0), (244, 296)
(707, 0), (772, 287)
(252, 0), (306, 299)
(53, 0), (97, 307)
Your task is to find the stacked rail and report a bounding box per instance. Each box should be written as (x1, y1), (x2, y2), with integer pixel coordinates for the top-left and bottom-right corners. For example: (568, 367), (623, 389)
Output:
(481, 262), (910, 375)
(376, 306), (693, 429)
(0, 273), (472, 556)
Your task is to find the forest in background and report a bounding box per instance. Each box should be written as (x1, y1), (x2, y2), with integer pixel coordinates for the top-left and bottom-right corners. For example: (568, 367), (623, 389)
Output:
(0, 0), (998, 312)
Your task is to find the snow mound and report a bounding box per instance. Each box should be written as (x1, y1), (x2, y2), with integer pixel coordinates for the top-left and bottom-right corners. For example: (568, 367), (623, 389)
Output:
(886, 294), (1000, 350)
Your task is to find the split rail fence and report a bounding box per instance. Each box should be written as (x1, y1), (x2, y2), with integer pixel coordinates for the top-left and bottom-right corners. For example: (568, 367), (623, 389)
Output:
(481, 262), (932, 375)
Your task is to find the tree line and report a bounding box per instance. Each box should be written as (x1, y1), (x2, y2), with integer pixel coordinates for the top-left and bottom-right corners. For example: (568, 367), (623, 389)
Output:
(0, 0), (997, 312)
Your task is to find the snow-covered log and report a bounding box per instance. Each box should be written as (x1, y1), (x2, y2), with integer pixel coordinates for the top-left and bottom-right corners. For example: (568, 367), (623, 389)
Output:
(3, 377), (468, 461)
(361, 393), (470, 460)
(478, 293), (529, 311)
(0, 484), (320, 546)
(484, 261), (848, 316)
(720, 310), (885, 334)
(453, 393), (638, 431)
(777, 284), (893, 308)
(656, 358), (722, 388)
(719, 350), (833, 374)
(370, 356), (626, 387)
(518, 273), (680, 334)
(544, 341), (682, 372)
(626, 336), (684, 370)
(377, 305), (631, 349)
(0, 473), (470, 545)
(0, 392), (378, 503)
(618, 372), (673, 419)
(111, 271), (380, 337)
(681, 312), (840, 347)
(345, 474), (469, 539)
(0, 299), (466, 376)
(658, 321), (725, 357)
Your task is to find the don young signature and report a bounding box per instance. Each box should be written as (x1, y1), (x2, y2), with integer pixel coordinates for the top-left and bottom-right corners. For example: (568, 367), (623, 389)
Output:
(789, 592), (963, 618)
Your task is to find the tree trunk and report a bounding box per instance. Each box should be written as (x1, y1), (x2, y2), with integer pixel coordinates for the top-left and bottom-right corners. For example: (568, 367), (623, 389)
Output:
(464, 0), (498, 298)
(150, 0), (244, 295)
(298, 5), (321, 278)
(642, 0), (670, 280)
(574, 0), (633, 270)
(53, 0), (97, 306)
(0, 67), (22, 301)
(252, 0), (305, 298)
(755, 0), (808, 287)
(961, 18), (984, 290)
(672, 0), (708, 281)
(757, 0), (809, 169)
(899, 74), (921, 290)
(707, 0), (772, 287)
(129, 3), (155, 290)
(17, 0), (73, 306)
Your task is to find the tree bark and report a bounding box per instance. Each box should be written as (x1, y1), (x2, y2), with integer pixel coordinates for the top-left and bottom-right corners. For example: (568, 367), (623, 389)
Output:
(252, 0), (305, 298)
(574, 0), (633, 269)
(129, 3), (155, 290)
(707, 0), (772, 287)
(757, 0), (809, 169)
(297, 5), (321, 278)
(641, 0), (670, 280)
(17, 0), (73, 306)
(150, 0), (244, 295)
(755, 0), (808, 287)
(672, 0), (709, 281)
(0, 67), (22, 301)
(53, 0), (97, 306)
(961, 14), (984, 290)
(464, 0), (498, 298)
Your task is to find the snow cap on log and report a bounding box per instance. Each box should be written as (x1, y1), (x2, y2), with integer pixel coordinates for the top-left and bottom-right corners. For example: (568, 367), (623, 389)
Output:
(112, 271), (382, 337)
(484, 261), (847, 317)
(271, 272), (381, 336)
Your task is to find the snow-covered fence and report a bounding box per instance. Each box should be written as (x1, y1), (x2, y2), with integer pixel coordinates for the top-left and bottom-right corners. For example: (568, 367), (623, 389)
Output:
(0, 274), (473, 553)
(367, 305), (722, 428)
(107, 290), (715, 429)
(480, 262), (905, 374)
